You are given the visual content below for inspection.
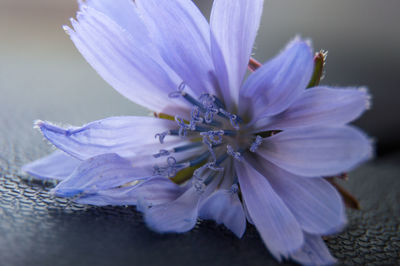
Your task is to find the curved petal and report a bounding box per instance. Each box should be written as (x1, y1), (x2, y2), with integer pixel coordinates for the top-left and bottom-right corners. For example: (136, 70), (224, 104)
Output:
(254, 86), (371, 131)
(82, 0), (148, 41)
(143, 187), (201, 233)
(35, 116), (178, 160)
(210, 0), (264, 109)
(136, 0), (218, 96)
(65, 6), (188, 112)
(199, 189), (246, 238)
(22, 151), (81, 181)
(257, 126), (373, 177)
(52, 153), (150, 197)
(290, 233), (336, 266)
(239, 38), (314, 120)
(248, 156), (347, 235)
(76, 177), (184, 207)
(235, 159), (304, 261)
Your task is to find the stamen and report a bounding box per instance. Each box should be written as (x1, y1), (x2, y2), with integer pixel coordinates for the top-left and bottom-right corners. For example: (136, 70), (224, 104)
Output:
(153, 156), (187, 177)
(200, 130), (225, 145)
(199, 94), (219, 123)
(173, 142), (203, 153)
(218, 108), (241, 130)
(169, 83), (205, 111)
(250, 135), (263, 152)
(204, 172), (218, 186)
(189, 151), (210, 167)
(190, 106), (203, 125)
(215, 153), (229, 166)
(154, 130), (180, 144)
(183, 92), (205, 110)
(227, 145), (243, 161)
(202, 135), (216, 162)
(230, 184), (239, 194)
(168, 82), (185, 98)
(194, 171), (218, 193)
(175, 116), (190, 136)
(193, 180), (206, 193)
(206, 162), (224, 172)
(155, 131), (168, 144)
(153, 149), (170, 158)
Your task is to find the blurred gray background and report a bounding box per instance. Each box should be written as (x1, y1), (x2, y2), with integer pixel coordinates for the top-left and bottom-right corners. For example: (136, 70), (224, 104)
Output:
(1, 0), (399, 156)
(0, 1), (399, 266)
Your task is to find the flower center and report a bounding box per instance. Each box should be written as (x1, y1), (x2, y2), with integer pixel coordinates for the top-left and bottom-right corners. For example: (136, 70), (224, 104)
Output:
(153, 83), (262, 188)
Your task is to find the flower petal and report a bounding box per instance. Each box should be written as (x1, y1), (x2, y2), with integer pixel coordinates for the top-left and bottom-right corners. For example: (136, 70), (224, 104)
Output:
(239, 38), (314, 120)
(65, 6), (188, 112)
(22, 151), (81, 180)
(35, 116), (178, 160)
(254, 86), (371, 131)
(76, 177), (184, 207)
(290, 233), (336, 266)
(235, 159), (304, 261)
(210, 0), (264, 109)
(136, 0), (217, 96)
(143, 187), (201, 233)
(82, 0), (148, 41)
(53, 153), (150, 197)
(199, 189), (246, 238)
(142, 170), (223, 234)
(249, 157), (346, 235)
(257, 126), (373, 177)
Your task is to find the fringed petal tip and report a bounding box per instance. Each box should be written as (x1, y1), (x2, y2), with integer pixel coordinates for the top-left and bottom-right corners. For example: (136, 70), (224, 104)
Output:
(62, 25), (73, 36)
(287, 35), (313, 55)
(358, 86), (372, 110)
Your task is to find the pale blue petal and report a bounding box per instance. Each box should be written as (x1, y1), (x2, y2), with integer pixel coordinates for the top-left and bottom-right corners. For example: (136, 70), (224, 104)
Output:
(199, 190), (246, 238)
(249, 157), (347, 235)
(65, 6), (188, 113)
(143, 187), (201, 233)
(136, 0), (218, 96)
(35, 116), (178, 160)
(82, 0), (148, 40)
(76, 177), (184, 207)
(210, 0), (264, 109)
(239, 38), (314, 120)
(22, 151), (81, 181)
(290, 233), (336, 266)
(53, 153), (150, 197)
(235, 160), (304, 261)
(257, 126), (373, 177)
(254, 86), (371, 131)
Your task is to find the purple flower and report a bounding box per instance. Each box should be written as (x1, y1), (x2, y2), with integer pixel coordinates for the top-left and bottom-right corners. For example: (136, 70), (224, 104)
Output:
(23, 0), (373, 265)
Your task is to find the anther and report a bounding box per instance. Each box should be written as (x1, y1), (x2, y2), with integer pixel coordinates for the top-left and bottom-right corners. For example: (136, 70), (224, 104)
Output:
(155, 131), (168, 144)
(250, 135), (263, 152)
(227, 145), (243, 161)
(218, 109), (241, 130)
(206, 162), (224, 172)
(200, 130), (225, 145)
(230, 184), (239, 194)
(168, 82), (185, 98)
(153, 156), (185, 177)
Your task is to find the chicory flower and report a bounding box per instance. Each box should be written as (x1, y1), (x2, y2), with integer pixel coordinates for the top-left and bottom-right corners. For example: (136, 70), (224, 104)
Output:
(23, 0), (372, 265)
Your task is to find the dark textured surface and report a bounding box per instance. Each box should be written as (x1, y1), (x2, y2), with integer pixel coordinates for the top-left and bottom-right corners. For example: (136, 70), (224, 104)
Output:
(0, 111), (399, 265)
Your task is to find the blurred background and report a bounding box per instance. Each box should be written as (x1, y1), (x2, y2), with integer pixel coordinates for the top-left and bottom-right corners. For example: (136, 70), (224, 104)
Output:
(1, 0), (400, 157)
